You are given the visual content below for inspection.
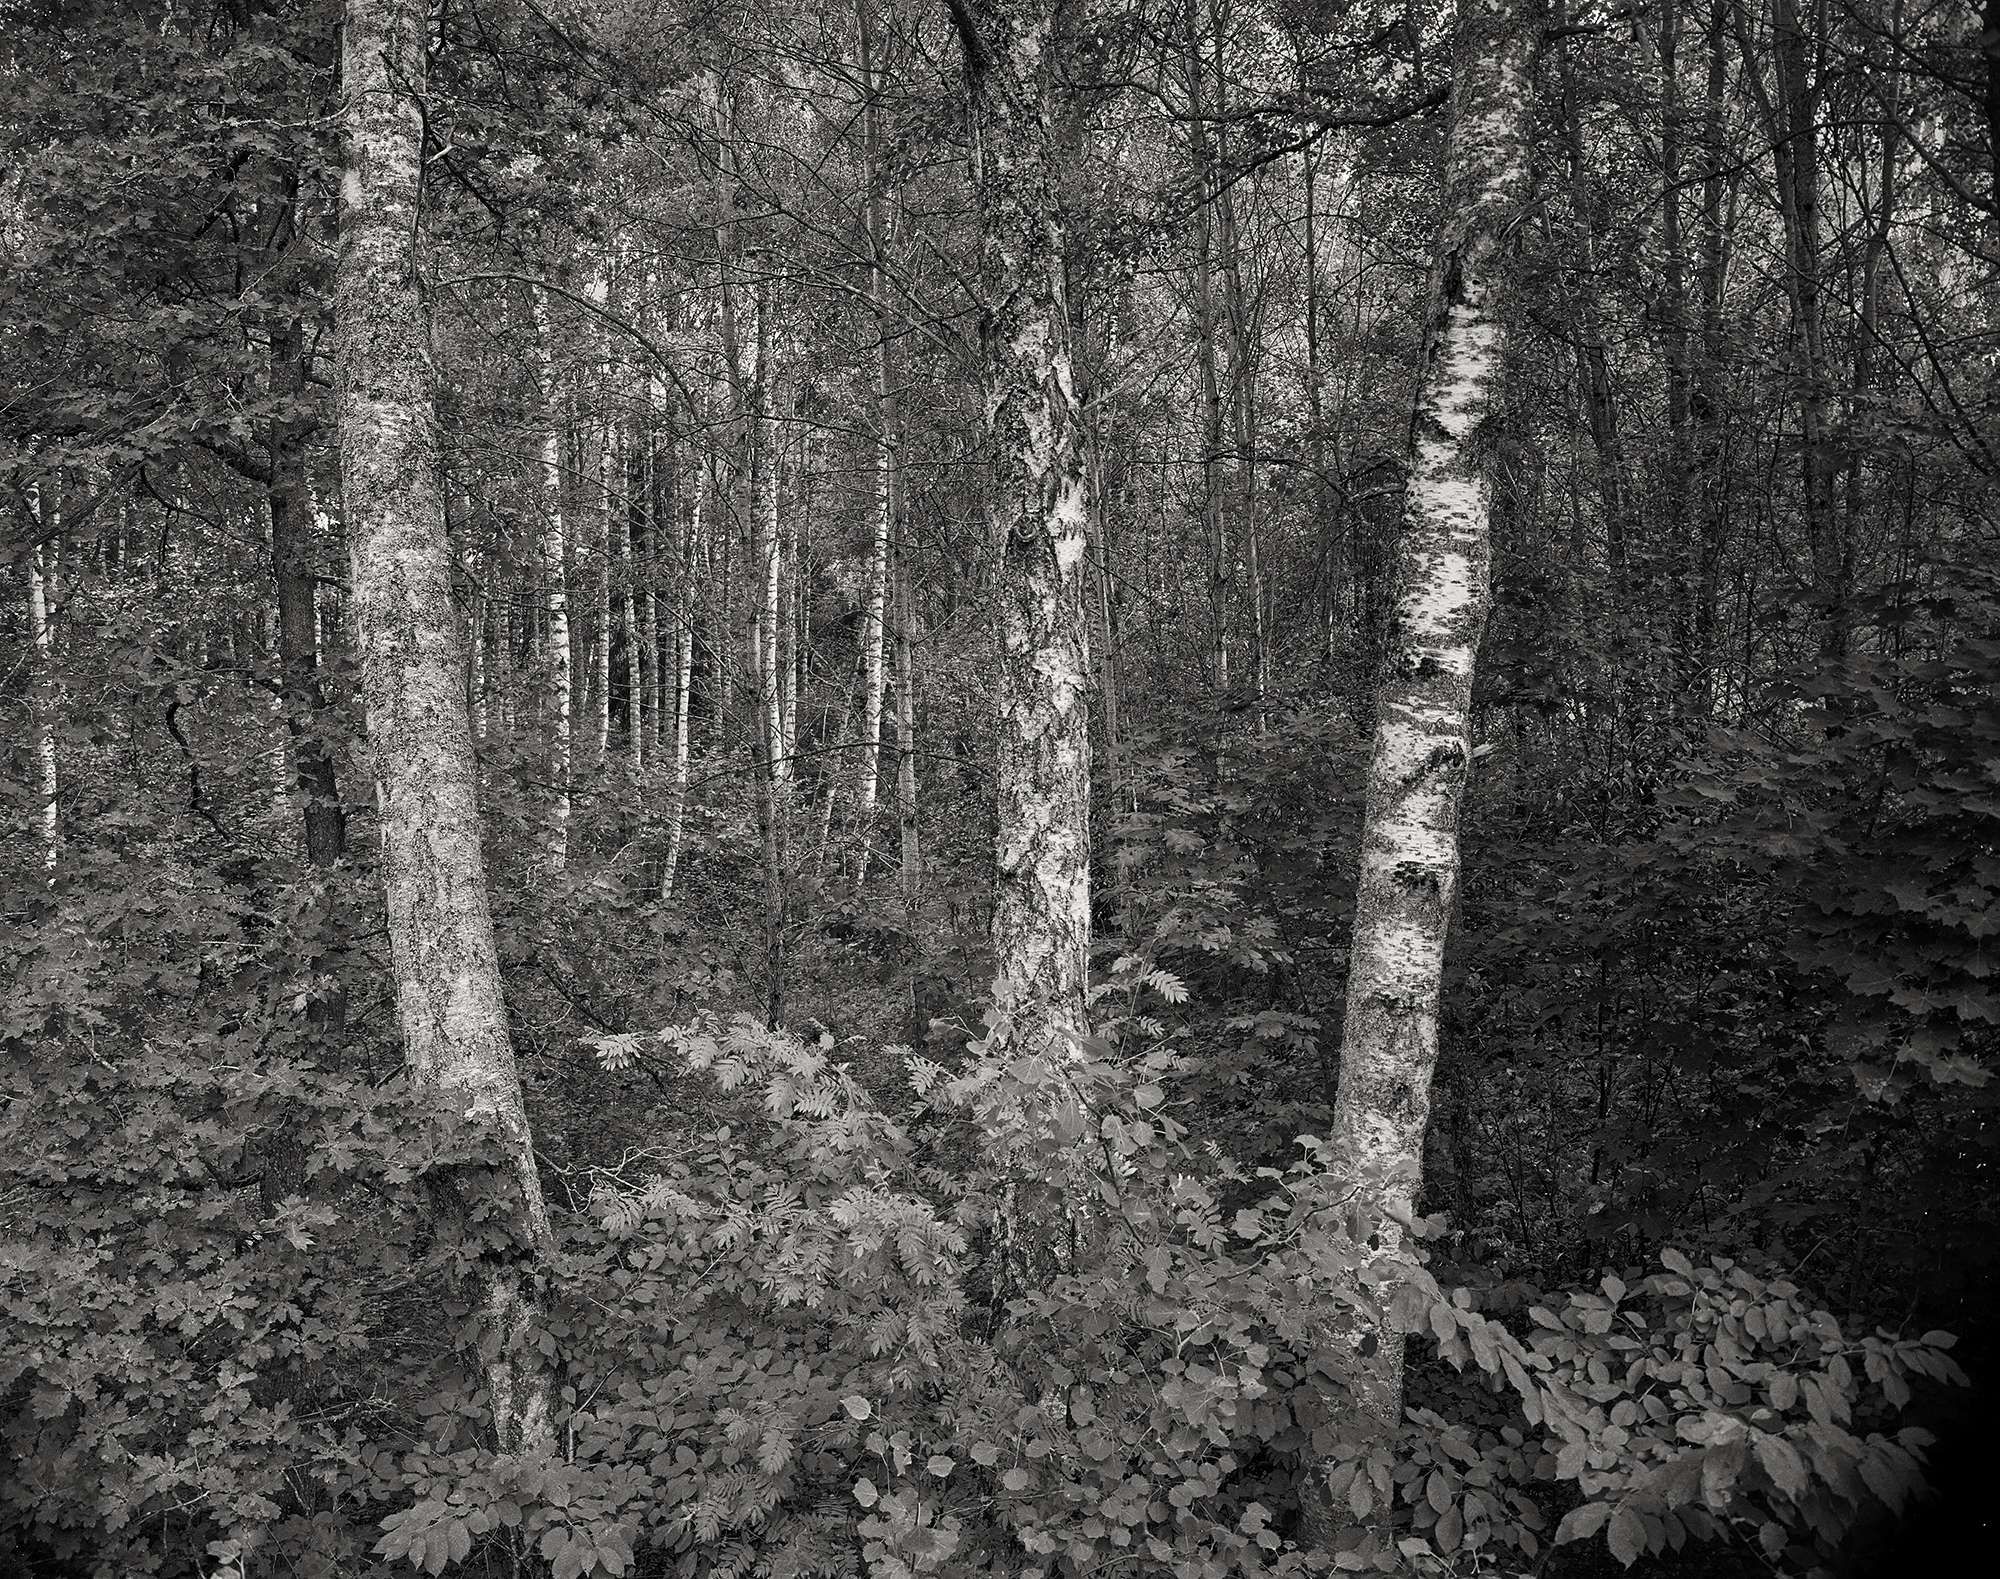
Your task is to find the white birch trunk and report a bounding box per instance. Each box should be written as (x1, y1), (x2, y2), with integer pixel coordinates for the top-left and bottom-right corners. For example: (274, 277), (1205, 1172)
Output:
(639, 401), (660, 764)
(618, 421), (643, 773)
(746, 265), (788, 1023)
(25, 497), (59, 877)
(853, 0), (896, 881)
(468, 587), (487, 743)
(893, 526), (921, 913)
(1301, 0), (1534, 1551)
(595, 420), (614, 772)
(776, 428), (797, 782)
(855, 445), (890, 857)
(535, 293), (573, 874)
(958, 0), (1093, 1061)
(660, 449), (702, 903)
(335, 0), (557, 1459)
(759, 404), (785, 787)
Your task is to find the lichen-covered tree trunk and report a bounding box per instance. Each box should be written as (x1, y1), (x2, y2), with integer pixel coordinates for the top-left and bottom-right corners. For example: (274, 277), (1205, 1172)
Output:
(953, 0), (1092, 1061)
(334, 0), (557, 1458)
(1302, 0), (1533, 1550)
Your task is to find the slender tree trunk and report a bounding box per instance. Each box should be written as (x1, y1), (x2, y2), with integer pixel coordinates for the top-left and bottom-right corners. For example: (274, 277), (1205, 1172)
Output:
(710, 73), (747, 735)
(1757, 0), (1842, 661)
(660, 449), (702, 903)
(264, 315), (349, 1213)
(268, 318), (347, 866)
(1556, 8), (1637, 678)
(335, 0), (556, 1458)
(777, 422), (798, 780)
(594, 407), (614, 771)
(536, 293), (573, 873)
(855, 451), (890, 871)
(1211, 0), (1264, 714)
(1655, 1), (1702, 719)
(25, 492), (58, 878)
(1302, 135), (1340, 664)
(892, 469), (920, 919)
(1183, 0), (1230, 693)
(854, 0), (896, 882)
(1299, 0), (1534, 1553)
(623, 419), (645, 773)
(1845, 3), (1902, 611)
(893, 501), (923, 1033)
(747, 264), (787, 1027)
(1693, 0), (1732, 718)
(1983, 0), (2000, 220)
(955, 0), (1093, 1061)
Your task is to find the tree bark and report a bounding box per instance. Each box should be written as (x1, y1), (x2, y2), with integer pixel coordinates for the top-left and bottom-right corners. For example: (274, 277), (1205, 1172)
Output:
(955, 0), (1093, 1062)
(535, 291), (573, 873)
(1183, 0), (1231, 693)
(1750, 0), (1843, 662)
(24, 492), (58, 879)
(747, 264), (788, 1027)
(621, 419), (645, 773)
(593, 391), (614, 771)
(853, 0), (896, 883)
(893, 488), (922, 959)
(1844, 1), (1902, 616)
(1983, 0), (2000, 220)
(1301, 0), (1534, 1551)
(1211, 0), (1264, 714)
(268, 317), (347, 866)
(335, 0), (557, 1458)
(661, 448), (702, 904)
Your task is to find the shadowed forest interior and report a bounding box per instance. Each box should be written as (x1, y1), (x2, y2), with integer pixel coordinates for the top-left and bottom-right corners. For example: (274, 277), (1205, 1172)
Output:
(2, 0), (1997, 1576)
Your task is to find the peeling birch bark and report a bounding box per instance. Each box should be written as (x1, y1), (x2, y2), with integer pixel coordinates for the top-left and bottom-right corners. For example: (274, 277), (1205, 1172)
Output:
(334, 0), (557, 1458)
(1301, 0), (1534, 1552)
(955, 0), (1093, 1063)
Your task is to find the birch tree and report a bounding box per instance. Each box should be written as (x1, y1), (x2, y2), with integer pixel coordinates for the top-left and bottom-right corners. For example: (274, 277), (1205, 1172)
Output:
(951, 0), (1094, 1061)
(1305, 0), (1535, 1546)
(747, 263), (788, 1026)
(846, 0), (903, 888)
(659, 446), (701, 902)
(334, 0), (557, 1456)
(536, 290), (574, 873)
(24, 492), (57, 877)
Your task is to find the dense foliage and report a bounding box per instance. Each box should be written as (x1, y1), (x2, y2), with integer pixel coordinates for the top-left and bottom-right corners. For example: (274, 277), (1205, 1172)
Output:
(4, 0), (1996, 1577)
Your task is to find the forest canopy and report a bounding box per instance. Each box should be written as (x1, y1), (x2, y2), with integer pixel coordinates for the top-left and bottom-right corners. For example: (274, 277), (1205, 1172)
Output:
(2, 1), (1995, 1577)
